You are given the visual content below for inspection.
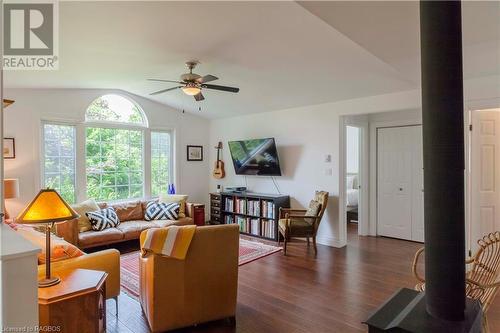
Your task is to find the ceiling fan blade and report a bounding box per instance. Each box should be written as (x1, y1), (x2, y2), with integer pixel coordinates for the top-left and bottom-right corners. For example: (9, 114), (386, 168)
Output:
(196, 75), (218, 83)
(148, 79), (184, 84)
(194, 92), (205, 101)
(201, 84), (239, 93)
(149, 86), (182, 95)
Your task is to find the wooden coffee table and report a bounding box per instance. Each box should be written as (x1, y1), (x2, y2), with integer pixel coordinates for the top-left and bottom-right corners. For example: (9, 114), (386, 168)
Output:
(38, 268), (107, 333)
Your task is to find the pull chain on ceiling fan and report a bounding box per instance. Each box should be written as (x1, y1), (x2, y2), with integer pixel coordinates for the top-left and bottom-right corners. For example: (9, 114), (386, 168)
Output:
(148, 61), (240, 102)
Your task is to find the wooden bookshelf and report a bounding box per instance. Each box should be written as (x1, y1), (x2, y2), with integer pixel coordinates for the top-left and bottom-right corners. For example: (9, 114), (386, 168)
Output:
(218, 192), (290, 241)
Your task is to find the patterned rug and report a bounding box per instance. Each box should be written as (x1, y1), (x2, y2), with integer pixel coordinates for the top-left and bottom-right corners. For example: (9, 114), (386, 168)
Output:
(120, 238), (281, 300)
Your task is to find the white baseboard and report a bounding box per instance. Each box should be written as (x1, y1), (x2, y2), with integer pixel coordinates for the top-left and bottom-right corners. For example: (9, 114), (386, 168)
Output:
(316, 236), (347, 248)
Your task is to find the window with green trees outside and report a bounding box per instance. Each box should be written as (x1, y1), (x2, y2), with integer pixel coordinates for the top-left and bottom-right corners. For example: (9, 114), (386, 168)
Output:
(42, 94), (173, 203)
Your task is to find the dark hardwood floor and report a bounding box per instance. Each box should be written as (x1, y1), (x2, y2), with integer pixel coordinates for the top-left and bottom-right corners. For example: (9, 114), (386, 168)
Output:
(106, 223), (500, 332)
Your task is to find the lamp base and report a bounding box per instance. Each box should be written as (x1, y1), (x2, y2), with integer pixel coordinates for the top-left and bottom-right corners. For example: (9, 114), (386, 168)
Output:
(38, 276), (60, 288)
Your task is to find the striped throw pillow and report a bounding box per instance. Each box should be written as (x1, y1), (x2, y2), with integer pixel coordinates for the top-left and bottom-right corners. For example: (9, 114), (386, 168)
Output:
(144, 201), (179, 221)
(86, 207), (120, 231)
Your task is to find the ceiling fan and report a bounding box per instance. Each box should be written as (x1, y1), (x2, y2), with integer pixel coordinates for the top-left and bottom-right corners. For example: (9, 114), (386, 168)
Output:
(148, 61), (239, 101)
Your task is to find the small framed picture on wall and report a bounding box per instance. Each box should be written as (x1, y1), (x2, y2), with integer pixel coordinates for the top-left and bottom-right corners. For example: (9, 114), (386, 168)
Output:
(3, 138), (15, 159)
(187, 145), (203, 161)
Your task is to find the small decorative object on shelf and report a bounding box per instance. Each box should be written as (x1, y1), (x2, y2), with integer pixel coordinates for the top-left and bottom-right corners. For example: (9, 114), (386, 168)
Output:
(167, 183), (176, 194)
(217, 185), (222, 193)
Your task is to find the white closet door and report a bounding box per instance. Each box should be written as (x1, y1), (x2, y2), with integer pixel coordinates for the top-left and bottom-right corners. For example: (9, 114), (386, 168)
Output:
(411, 126), (424, 242)
(377, 126), (423, 241)
(470, 110), (500, 249)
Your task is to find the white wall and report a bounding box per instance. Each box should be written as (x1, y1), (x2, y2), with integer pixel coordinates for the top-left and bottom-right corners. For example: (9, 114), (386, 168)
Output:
(3, 88), (210, 217)
(209, 89), (425, 247)
(346, 126), (359, 174)
(209, 75), (500, 247)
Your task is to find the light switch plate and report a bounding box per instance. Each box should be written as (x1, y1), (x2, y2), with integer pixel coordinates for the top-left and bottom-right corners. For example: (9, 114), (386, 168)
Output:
(325, 168), (333, 176)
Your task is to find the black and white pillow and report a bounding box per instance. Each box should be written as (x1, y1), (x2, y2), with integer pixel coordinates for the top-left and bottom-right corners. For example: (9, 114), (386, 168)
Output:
(86, 207), (120, 231)
(144, 201), (180, 221)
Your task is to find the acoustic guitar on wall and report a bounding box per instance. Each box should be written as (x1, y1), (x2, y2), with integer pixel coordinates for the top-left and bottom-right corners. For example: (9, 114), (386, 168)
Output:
(213, 141), (225, 179)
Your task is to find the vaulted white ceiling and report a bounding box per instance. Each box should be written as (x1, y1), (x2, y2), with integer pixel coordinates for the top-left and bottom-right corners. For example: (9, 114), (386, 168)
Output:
(4, 1), (499, 118)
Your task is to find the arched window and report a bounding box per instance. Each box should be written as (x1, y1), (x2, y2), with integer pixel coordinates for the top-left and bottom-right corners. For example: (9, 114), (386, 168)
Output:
(85, 94), (147, 126)
(41, 94), (173, 203)
(85, 95), (147, 201)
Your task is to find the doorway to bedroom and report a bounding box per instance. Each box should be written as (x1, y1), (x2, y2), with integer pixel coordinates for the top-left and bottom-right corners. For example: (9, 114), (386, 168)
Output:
(346, 126), (360, 232)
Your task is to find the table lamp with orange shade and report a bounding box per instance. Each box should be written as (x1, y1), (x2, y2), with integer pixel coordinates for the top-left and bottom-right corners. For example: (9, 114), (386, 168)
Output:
(16, 189), (79, 287)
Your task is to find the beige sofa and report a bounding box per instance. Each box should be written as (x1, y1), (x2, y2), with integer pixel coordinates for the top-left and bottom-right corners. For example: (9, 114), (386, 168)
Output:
(56, 200), (196, 249)
(139, 224), (239, 332)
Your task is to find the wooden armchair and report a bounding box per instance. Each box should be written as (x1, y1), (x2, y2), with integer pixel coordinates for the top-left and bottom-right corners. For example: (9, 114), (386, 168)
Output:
(412, 231), (500, 330)
(278, 191), (329, 256)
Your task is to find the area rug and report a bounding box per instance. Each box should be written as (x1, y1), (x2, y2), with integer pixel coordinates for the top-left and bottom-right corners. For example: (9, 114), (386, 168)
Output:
(120, 238), (281, 300)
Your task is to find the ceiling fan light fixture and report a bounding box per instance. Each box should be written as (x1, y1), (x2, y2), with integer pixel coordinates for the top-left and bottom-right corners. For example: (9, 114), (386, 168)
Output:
(182, 84), (201, 96)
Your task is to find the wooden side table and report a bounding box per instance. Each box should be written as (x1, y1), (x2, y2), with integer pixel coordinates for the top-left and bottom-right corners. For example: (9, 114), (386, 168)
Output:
(38, 269), (107, 333)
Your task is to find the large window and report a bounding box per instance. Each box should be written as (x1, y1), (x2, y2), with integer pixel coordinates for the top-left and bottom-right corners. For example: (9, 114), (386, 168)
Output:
(42, 123), (77, 203)
(85, 95), (146, 201)
(151, 131), (172, 196)
(41, 94), (174, 203)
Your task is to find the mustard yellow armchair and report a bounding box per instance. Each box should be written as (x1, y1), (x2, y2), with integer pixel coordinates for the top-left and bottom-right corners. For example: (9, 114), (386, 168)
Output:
(139, 225), (239, 333)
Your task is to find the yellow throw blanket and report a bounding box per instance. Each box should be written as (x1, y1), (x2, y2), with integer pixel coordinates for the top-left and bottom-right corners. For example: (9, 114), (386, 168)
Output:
(140, 225), (196, 260)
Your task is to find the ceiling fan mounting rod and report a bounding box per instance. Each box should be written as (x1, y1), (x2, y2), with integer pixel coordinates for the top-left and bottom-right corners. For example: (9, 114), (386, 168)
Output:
(186, 61), (199, 73)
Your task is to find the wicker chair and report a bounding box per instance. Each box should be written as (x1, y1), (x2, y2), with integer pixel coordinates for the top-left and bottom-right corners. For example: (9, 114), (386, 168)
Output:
(278, 191), (328, 256)
(412, 231), (500, 331)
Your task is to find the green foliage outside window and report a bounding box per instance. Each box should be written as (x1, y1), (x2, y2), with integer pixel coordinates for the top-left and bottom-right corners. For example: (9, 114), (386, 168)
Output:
(43, 124), (76, 204)
(86, 127), (144, 201)
(151, 132), (171, 196)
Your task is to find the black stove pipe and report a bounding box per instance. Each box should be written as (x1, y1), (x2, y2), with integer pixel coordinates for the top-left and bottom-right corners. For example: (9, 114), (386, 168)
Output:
(420, 0), (466, 321)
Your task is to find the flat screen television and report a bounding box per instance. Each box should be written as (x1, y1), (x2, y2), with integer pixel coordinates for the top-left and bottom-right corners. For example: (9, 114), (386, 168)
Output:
(228, 138), (282, 176)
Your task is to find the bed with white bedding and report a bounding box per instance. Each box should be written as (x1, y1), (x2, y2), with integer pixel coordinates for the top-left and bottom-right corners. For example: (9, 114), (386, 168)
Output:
(346, 174), (359, 208)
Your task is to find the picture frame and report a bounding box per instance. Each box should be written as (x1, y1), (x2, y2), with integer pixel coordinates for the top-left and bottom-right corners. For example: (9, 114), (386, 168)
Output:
(3, 138), (15, 159)
(187, 145), (203, 161)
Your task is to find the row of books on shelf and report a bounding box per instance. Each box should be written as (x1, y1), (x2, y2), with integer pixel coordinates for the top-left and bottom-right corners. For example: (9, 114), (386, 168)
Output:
(223, 215), (276, 239)
(261, 200), (275, 219)
(247, 200), (260, 216)
(225, 197), (250, 215)
(224, 198), (275, 218)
